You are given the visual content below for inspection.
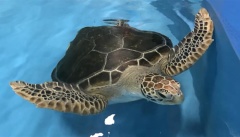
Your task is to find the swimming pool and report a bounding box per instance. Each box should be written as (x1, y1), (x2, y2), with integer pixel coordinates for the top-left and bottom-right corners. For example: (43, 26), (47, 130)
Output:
(1, 0), (239, 137)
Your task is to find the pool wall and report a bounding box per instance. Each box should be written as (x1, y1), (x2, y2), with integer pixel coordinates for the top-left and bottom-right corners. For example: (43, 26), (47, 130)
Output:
(190, 1), (240, 136)
(206, 0), (240, 58)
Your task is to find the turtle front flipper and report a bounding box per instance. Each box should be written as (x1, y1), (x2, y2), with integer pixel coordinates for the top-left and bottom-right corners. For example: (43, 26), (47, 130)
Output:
(163, 8), (214, 76)
(10, 81), (107, 115)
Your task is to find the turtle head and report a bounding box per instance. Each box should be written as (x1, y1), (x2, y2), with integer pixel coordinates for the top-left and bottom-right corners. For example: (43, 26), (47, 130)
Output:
(140, 74), (183, 105)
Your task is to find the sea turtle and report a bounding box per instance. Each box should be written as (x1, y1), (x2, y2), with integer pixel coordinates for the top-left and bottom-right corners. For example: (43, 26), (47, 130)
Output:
(10, 8), (213, 115)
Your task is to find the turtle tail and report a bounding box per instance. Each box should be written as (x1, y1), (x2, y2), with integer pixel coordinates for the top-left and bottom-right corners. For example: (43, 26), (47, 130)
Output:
(162, 8), (214, 76)
(10, 81), (107, 115)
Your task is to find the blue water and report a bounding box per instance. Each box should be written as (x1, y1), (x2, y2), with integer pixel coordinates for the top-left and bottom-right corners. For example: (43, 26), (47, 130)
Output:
(1, 0), (240, 137)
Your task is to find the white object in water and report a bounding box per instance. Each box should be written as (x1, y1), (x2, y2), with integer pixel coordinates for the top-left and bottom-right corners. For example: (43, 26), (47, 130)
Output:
(90, 133), (104, 137)
(104, 114), (116, 125)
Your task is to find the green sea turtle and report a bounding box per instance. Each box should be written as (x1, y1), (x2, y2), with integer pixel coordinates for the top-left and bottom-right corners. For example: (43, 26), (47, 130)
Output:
(10, 8), (213, 115)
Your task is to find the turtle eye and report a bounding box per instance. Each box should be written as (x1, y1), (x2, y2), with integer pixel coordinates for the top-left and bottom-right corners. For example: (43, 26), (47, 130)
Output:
(157, 90), (173, 100)
(157, 91), (166, 98)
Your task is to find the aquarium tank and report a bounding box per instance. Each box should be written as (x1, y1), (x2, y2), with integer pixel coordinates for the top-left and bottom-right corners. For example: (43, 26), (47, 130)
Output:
(0, 0), (239, 137)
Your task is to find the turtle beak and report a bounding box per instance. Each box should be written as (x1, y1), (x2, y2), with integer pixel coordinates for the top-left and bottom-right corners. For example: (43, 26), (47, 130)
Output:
(172, 93), (184, 104)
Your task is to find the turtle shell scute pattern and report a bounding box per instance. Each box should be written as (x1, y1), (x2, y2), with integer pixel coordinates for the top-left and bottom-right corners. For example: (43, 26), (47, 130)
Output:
(52, 26), (173, 89)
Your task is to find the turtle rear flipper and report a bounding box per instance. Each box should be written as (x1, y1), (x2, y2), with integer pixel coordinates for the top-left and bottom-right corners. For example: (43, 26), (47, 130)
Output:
(10, 81), (107, 115)
(163, 8), (214, 76)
